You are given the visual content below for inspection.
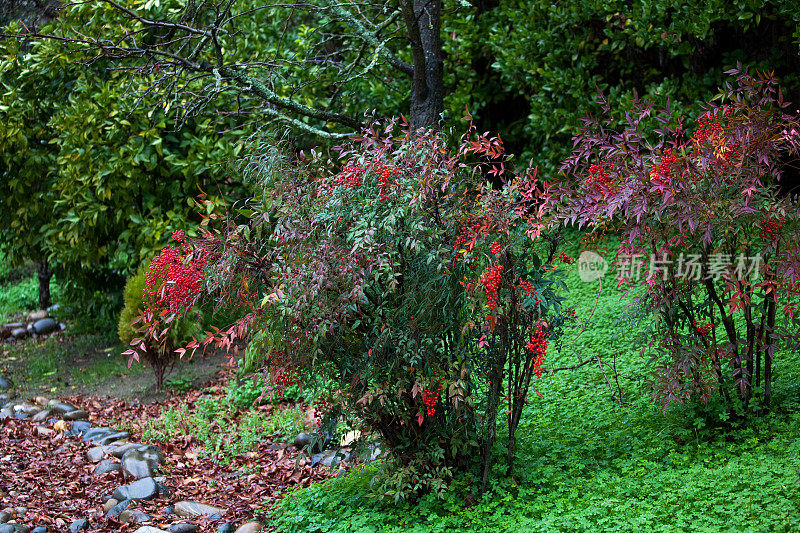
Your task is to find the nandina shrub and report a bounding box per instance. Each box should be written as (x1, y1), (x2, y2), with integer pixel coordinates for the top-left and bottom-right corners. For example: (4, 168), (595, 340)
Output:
(123, 230), (205, 389)
(558, 67), (800, 414)
(188, 119), (574, 500)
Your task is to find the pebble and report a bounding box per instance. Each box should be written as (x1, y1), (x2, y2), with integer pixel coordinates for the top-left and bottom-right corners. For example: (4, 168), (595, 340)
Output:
(32, 318), (57, 335)
(105, 499), (130, 519)
(218, 524), (234, 533)
(233, 522), (262, 533)
(96, 431), (131, 446)
(94, 459), (122, 476)
(31, 410), (51, 423)
(62, 410), (88, 421)
(31, 527), (47, 533)
(112, 478), (158, 501)
(68, 421), (91, 436)
(132, 527), (169, 533)
(174, 501), (225, 518)
(68, 518), (88, 532)
(167, 525), (198, 533)
(101, 499), (118, 514)
(122, 445), (165, 480)
(86, 446), (108, 463)
(48, 401), (78, 415)
(119, 510), (151, 524)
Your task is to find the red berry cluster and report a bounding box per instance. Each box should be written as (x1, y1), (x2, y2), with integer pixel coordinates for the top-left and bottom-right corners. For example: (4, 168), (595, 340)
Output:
(268, 347), (303, 387)
(483, 264), (504, 309)
(584, 159), (615, 196)
(375, 165), (401, 201)
(422, 378), (444, 417)
(691, 320), (711, 336)
(558, 252), (575, 264)
(524, 324), (549, 378)
(453, 217), (485, 257)
(759, 216), (786, 241)
(565, 306), (576, 317)
(517, 279), (536, 297)
(333, 164), (365, 189)
(144, 231), (206, 314)
(650, 148), (677, 189)
(490, 242), (502, 255)
(693, 116), (724, 145)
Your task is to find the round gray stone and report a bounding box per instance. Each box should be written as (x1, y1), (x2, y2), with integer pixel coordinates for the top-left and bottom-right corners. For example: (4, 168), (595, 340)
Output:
(68, 518), (88, 532)
(293, 432), (310, 449)
(112, 477), (158, 502)
(174, 501), (225, 518)
(0, 376), (12, 390)
(94, 459), (122, 476)
(32, 318), (57, 335)
(168, 525), (198, 533)
(122, 445), (165, 480)
(62, 410), (88, 421)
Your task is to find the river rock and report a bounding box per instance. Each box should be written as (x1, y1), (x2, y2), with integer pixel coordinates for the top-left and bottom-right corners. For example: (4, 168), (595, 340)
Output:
(233, 522), (262, 533)
(31, 410), (51, 423)
(112, 478), (158, 501)
(105, 499), (131, 519)
(0, 525), (31, 533)
(0, 409), (12, 420)
(48, 401), (78, 415)
(32, 318), (57, 335)
(35, 425), (54, 436)
(119, 510), (151, 524)
(122, 445), (165, 480)
(168, 524), (198, 533)
(69, 421), (91, 436)
(94, 459), (121, 475)
(218, 524), (234, 533)
(174, 501), (225, 518)
(82, 427), (112, 443)
(0, 376), (12, 390)
(68, 518), (88, 532)
(27, 310), (48, 322)
(132, 527), (169, 533)
(101, 499), (118, 514)
(86, 446), (110, 463)
(96, 431), (131, 446)
(62, 410), (88, 421)
(10, 328), (27, 339)
(293, 432), (310, 449)
(109, 443), (139, 458)
(31, 527), (47, 533)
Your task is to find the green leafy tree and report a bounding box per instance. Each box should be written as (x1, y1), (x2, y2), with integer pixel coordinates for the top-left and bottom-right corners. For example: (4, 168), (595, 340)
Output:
(0, 8), (246, 316)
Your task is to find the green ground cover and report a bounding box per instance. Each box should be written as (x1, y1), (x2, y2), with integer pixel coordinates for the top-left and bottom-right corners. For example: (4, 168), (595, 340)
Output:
(269, 230), (800, 532)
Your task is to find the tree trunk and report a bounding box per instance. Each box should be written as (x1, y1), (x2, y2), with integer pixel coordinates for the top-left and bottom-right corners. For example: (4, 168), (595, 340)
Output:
(36, 260), (52, 310)
(403, 0), (444, 131)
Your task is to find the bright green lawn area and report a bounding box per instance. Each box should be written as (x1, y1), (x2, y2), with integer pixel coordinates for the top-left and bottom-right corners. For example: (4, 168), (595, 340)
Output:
(271, 230), (800, 532)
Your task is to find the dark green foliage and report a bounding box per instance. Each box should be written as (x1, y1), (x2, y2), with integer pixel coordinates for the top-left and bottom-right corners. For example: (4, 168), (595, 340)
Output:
(443, 0), (800, 173)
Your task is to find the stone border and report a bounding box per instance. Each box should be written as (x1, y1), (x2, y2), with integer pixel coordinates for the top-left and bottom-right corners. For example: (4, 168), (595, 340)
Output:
(0, 387), (263, 533)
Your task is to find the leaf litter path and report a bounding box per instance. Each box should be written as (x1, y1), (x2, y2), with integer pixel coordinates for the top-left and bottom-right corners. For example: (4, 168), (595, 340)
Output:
(0, 371), (332, 532)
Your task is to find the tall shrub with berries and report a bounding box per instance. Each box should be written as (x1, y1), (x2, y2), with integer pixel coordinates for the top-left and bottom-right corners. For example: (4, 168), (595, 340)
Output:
(558, 67), (800, 413)
(184, 118), (574, 500)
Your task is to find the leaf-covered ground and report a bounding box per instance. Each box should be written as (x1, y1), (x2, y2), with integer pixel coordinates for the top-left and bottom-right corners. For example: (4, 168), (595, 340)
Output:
(0, 370), (333, 532)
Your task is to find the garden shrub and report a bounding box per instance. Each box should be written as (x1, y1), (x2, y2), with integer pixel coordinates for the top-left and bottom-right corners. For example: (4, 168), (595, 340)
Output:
(558, 67), (800, 414)
(182, 119), (574, 500)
